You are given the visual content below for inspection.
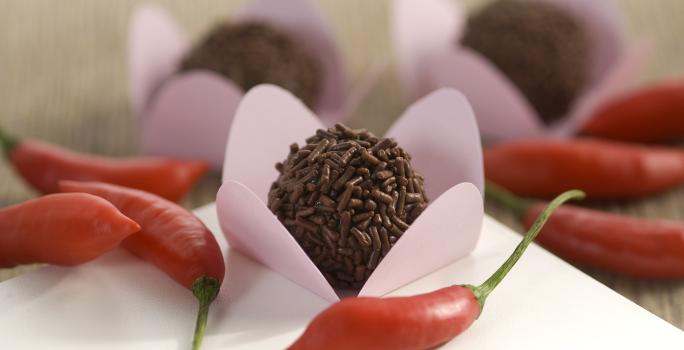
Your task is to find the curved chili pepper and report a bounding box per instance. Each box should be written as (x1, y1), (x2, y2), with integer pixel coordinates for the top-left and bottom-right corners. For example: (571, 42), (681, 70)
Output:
(0, 128), (208, 202)
(0, 193), (140, 267)
(58, 181), (224, 350)
(582, 81), (684, 143)
(484, 138), (684, 200)
(289, 190), (584, 350)
(486, 182), (684, 279)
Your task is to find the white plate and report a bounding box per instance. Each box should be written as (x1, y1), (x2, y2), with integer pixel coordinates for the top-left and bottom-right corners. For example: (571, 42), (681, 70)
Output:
(1, 203), (682, 349)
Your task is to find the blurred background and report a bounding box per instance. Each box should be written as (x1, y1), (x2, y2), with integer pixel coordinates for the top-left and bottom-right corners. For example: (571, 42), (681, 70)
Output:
(0, 0), (682, 329)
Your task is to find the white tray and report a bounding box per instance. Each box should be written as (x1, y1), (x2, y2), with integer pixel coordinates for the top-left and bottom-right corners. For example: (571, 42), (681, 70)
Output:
(1, 203), (682, 349)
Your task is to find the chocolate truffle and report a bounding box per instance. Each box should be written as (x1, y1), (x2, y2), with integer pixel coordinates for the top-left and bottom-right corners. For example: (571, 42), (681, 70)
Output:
(462, 0), (591, 124)
(268, 124), (429, 289)
(180, 21), (321, 108)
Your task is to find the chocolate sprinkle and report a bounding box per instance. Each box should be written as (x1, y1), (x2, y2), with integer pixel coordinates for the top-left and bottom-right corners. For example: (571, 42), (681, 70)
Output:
(462, 0), (591, 124)
(268, 124), (429, 289)
(180, 21), (322, 108)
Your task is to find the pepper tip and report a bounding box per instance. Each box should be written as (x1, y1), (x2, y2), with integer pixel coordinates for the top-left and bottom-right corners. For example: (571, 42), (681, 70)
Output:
(0, 127), (18, 157)
(190, 276), (221, 350)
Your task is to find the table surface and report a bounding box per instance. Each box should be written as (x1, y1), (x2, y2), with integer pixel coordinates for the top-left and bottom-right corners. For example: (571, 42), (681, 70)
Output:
(1, 0), (683, 331)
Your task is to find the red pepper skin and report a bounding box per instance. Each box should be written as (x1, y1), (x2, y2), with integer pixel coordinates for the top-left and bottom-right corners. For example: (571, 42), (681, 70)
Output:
(582, 82), (684, 143)
(0, 193), (140, 267)
(8, 139), (208, 202)
(484, 139), (684, 200)
(58, 181), (224, 288)
(290, 190), (584, 350)
(289, 286), (480, 350)
(59, 181), (224, 349)
(524, 203), (684, 278)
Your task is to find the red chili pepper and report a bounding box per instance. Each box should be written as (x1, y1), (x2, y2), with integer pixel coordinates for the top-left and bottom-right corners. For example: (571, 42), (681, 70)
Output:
(58, 181), (224, 350)
(0, 193), (140, 267)
(582, 81), (684, 143)
(486, 182), (684, 279)
(484, 138), (684, 200)
(0, 128), (208, 202)
(289, 190), (584, 350)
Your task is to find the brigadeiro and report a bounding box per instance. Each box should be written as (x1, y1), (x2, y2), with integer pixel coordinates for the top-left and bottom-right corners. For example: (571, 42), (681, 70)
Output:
(268, 124), (429, 289)
(462, 0), (592, 124)
(180, 21), (322, 108)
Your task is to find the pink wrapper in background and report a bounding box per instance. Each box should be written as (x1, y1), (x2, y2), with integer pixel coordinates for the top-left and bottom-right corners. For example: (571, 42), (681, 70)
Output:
(392, 0), (652, 142)
(129, 0), (372, 170)
(217, 84), (484, 302)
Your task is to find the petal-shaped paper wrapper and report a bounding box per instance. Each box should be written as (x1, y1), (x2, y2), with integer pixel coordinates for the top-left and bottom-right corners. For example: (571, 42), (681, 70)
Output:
(142, 72), (243, 167)
(128, 3), (187, 116)
(129, 0), (361, 169)
(428, 49), (543, 141)
(392, 0), (464, 99)
(222, 86), (322, 202)
(217, 85), (484, 301)
(393, 0), (650, 141)
(385, 88), (484, 198)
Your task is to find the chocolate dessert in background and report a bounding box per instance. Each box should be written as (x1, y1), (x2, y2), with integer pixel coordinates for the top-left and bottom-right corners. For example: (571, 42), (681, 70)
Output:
(268, 124), (429, 289)
(180, 21), (322, 108)
(462, 0), (592, 124)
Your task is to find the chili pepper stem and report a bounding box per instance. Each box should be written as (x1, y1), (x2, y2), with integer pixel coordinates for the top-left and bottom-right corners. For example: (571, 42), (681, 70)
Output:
(484, 181), (533, 218)
(466, 189), (585, 311)
(0, 127), (18, 157)
(191, 276), (221, 350)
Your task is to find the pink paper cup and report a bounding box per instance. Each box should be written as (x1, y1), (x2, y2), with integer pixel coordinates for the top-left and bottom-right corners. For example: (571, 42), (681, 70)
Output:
(392, 0), (651, 142)
(129, 0), (363, 170)
(216, 84), (484, 302)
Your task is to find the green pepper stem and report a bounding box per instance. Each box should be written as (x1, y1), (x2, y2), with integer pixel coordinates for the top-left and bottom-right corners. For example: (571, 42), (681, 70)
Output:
(191, 276), (221, 350)
(467, 189), (585, 310)
(0, 127), (18, 157)
(484, 181), (534, 218)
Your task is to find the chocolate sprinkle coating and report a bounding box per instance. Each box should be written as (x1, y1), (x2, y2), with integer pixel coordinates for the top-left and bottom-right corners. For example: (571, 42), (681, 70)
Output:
(268, 124), (429, 289)
(180, 21), (322, 108)
(462, 0), (591, 124)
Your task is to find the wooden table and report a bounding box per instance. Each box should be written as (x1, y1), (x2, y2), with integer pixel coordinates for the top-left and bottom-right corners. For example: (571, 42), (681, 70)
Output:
(1, 0), (683, 330)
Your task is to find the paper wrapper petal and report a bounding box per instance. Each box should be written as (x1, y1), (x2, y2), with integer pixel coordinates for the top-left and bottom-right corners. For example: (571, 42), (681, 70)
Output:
(128, 3), (187, 116)
(427, 49), (543, 141)
(222, 85), (323, 201)
(386, 88), (484, 196)
(142, 71), (243, 169)
(217, 181), (338, 302)
(393, 0), (464, 99)
(360, 182), (482, 296)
